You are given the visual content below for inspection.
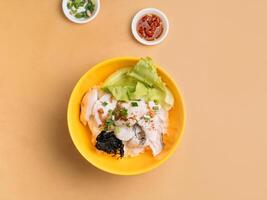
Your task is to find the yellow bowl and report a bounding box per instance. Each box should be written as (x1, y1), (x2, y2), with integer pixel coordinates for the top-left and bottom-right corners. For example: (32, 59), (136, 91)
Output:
(67, 57), (185, 175)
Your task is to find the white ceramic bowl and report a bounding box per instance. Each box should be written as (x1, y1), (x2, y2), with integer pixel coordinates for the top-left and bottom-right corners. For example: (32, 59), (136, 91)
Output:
(62, 0), (100, 24)
(131, 8), (169, 46)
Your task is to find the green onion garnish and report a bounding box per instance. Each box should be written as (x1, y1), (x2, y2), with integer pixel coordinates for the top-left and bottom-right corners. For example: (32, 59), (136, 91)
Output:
(102, 102), (108, 106)
(153, 106), (159, 111)
(131, 102), (138, 107)
(120, 108), (128, 117)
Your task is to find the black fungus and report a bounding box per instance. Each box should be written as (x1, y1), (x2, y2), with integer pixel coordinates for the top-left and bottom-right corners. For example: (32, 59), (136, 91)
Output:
(95, 131), (124, 157)
(133, 125), (146, 145)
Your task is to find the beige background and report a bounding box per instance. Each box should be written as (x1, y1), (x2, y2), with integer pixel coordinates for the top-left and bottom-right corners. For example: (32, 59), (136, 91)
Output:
(1, 0), (267, 199)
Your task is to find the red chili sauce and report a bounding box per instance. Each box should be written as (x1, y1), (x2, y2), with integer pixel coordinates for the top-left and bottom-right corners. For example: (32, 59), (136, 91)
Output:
(137, 14), (164, 41)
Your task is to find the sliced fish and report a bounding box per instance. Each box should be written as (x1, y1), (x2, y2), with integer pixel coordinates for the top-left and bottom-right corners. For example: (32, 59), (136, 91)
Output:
(80, 88), (98, 126)
(115, 126), (135, 141)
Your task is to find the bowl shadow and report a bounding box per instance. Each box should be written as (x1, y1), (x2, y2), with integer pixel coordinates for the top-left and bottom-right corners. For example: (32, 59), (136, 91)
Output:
(46, 67), (118, 180)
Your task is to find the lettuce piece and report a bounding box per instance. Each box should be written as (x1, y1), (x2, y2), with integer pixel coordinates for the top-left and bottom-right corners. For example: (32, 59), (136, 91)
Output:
(101, 58), (174, 110)
(164, 87), (174, 109)
(145, 87), (174, 110)
(128, 82), (148, 100)
(105, 86), (132, 101)
(127, 57), (165, 91)
(128, 57), (174, 110)
(146, 88), (162, 102)
(102, 67), (137, 101)
(128, 82), (173, 110)
(102, 67), (136, 89)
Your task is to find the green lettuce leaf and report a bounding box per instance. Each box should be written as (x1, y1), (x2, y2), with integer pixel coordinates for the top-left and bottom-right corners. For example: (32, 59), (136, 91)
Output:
(102, 67), (136, 89)
(101, 57), (174, 110)
(102, 67), (137, 101)
(105, 85), (132, 101)
(127, 57), (165, 91)
(128, 82), (148, 100)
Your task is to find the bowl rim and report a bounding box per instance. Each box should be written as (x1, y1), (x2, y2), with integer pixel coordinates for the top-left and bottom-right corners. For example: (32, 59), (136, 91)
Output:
(131, 8), (170, 46)
(62, 0), (100, 24)
(67, 57), (186, 175)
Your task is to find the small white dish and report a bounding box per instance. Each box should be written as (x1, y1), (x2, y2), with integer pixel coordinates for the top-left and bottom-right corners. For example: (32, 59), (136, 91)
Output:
(131, 8), (169, 46)
(62, 0), (100, 24)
